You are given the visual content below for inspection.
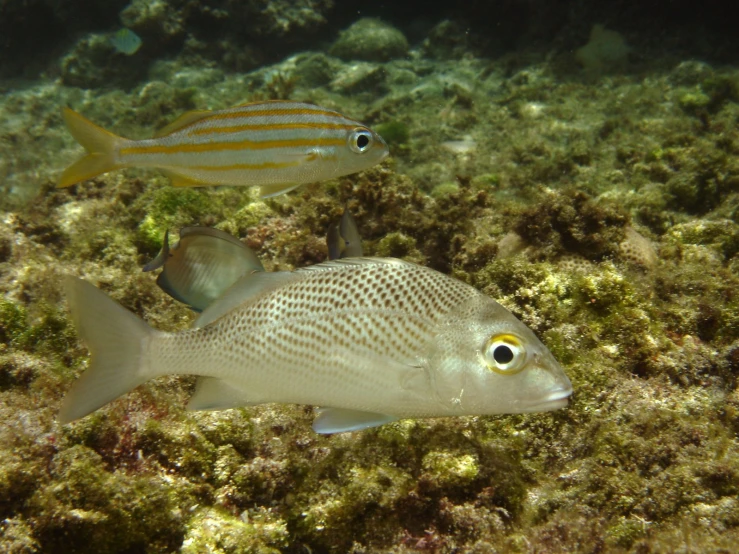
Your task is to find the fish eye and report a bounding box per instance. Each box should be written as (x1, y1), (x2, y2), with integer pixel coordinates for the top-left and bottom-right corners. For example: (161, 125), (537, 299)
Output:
(348, 128), (373, 154)
(484, 334), (527, 375)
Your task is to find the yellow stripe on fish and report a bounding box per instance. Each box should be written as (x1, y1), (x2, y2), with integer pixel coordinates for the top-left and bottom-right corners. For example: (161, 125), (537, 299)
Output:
(119, 137), (347, 155)
(57, 100), (389, 197)
(188, 122), (356, 136)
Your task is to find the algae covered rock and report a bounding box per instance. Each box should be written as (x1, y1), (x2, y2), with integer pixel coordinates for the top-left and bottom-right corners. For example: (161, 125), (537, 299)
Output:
(5, 2), (739, 551)
(330, 18), (409, 62)
(575, 24), (631, 71)
(60, 33), (148, 89)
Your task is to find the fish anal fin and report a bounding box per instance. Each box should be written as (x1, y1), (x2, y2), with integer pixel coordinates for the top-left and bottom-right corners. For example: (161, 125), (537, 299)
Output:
(187, 377), (259, 411)
(312, 408), (398, 434)
(154, 110), (212, 138)
(259, 182), (301, 198)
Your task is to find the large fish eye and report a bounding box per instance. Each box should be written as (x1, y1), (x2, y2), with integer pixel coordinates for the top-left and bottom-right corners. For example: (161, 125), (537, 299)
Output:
(484, 334), (527, 375)
(348, 128), (374, 154)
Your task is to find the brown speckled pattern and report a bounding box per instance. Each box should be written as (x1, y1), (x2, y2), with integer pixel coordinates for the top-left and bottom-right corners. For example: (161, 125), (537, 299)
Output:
(151, 259), (482, 416)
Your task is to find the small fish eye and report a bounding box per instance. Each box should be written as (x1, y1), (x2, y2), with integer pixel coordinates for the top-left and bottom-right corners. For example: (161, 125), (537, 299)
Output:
(349, 128), (373, 154)
(484, 334), (526, 375)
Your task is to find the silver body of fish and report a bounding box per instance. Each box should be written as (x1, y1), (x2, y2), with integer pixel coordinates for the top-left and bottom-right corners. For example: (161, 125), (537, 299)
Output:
(60, 258), (572, 433)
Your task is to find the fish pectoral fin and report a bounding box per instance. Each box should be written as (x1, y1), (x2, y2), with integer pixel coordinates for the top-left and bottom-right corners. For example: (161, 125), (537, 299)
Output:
(161, 170), (211, 188)
(154, 110), (212, 138)
(312, 408), (398, 434)
(187, 377), (259, 411)
(259, 182), (301, 198)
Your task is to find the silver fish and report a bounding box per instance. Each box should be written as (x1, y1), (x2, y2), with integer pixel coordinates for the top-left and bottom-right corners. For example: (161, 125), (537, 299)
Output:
(143, 227), (264, 312)
(146, 211), (362, 311)
(326, 207), (363, 260)
(60, 259), (572, 433)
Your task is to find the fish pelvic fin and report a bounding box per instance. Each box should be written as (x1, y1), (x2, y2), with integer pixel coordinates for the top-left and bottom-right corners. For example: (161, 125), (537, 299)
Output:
(312, 408), (398, 434)
(57, 107), (126, 188)
(59, 276), (161, 423)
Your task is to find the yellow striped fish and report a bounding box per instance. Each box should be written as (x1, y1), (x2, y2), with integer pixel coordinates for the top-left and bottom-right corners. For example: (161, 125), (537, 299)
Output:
(57, 100), (389, 197)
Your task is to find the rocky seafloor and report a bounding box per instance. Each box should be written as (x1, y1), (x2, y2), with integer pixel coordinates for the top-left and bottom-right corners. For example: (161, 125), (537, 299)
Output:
(2, 1), (739, 552)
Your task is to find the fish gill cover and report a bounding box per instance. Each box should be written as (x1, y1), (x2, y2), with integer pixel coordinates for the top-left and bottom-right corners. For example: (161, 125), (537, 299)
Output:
(1, 0), (739, 553)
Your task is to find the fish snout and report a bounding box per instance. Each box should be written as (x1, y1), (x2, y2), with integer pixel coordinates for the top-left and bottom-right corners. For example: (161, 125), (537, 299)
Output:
(522, 351), (573, 411)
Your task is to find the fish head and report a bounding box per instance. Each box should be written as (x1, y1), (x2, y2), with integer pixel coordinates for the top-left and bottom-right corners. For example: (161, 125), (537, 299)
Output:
(430, 297), (572, 416)
(339, 125), (389, 173)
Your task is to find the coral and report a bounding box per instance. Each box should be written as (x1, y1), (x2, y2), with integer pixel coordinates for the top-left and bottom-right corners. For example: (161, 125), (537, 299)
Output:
(618, 226), (658, 270)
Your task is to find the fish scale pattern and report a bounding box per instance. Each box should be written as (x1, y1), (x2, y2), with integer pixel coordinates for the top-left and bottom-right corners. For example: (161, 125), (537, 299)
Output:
(154, 260), (481, 415)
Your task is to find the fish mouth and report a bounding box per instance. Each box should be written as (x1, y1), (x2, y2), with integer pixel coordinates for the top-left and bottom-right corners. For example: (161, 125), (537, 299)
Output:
(521, 385), (573, 412)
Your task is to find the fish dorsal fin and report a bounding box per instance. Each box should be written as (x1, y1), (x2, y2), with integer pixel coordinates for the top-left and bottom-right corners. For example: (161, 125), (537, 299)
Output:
(295, 257), (410, 274)
(327, 208), (363, 260)
(194, 270), (303, 328)
(179, 226), (252, 249)
(142, 229), (171, 272)
(187, 377), (259, 410)
(312, 408), (398, 434)
(236, 99), (295, 107)
(154, 110), (212, 138)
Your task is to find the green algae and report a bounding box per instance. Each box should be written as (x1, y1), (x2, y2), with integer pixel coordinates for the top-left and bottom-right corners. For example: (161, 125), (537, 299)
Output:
(181, 507), (287, 554)
(374, 120), (410, 148)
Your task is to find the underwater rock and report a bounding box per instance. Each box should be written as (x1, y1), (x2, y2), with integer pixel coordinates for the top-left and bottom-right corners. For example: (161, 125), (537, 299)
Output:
(328, 62), (387, 94)
(181, 507), (288, 553)
(0, 0), (127, 79)
(329, 18), (409, 63)
(669, 60), (715, 86)
(666, 219), (739, 261)
(513, 190), (628, 261)
(292, 52), (342, 88)
(575, 24), (630, 71)
(421, 19), (473, 60)
(496, 231), (528, 259)
(60, 33), (147, 89)
(120, 0), (185, 40)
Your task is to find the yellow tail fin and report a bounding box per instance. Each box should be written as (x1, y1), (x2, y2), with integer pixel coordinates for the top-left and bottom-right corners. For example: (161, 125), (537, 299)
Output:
(57, 107), (125, 188)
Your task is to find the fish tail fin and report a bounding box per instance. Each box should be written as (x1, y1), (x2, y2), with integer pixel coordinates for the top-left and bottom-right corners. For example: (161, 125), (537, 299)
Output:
(57, 107), (126, 188)
(59, 276), (159, 423)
